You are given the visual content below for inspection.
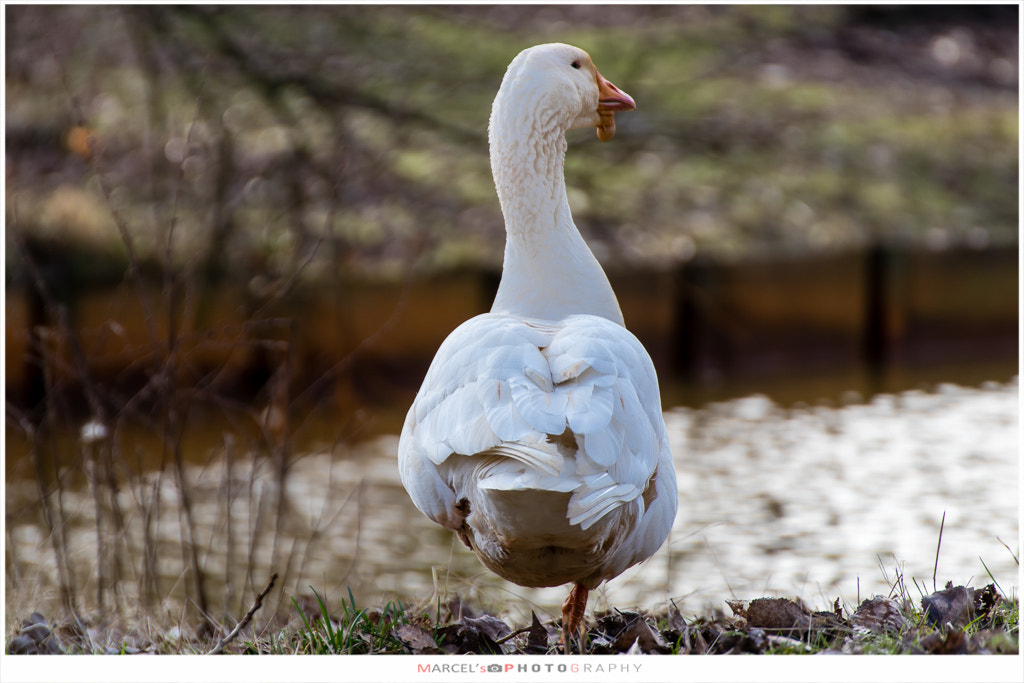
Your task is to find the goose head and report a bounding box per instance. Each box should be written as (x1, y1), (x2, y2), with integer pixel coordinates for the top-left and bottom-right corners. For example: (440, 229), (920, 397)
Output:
(490, 43), (636, 143)
(488, 43), (633, 324)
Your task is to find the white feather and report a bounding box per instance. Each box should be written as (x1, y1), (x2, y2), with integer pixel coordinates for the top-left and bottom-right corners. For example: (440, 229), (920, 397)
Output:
(485, 380), (533, 442)
(567, 384), (615, 435)
(580, 423), (625, 468)
(509, 375), (568, 435)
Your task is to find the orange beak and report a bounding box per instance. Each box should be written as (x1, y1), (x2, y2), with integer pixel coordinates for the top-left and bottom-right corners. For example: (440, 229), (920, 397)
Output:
(595, 70), (636, 142)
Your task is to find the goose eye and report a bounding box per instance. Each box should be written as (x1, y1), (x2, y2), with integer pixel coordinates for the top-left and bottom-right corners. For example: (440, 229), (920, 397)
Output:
(570, 60), (581, 69)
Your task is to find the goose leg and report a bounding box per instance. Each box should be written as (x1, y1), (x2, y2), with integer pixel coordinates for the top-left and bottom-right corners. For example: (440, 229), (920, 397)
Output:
(561, 583), (589, 653)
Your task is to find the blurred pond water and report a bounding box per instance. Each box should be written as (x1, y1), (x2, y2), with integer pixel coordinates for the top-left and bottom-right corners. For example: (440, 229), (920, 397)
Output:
(5, 379), (1018, 628)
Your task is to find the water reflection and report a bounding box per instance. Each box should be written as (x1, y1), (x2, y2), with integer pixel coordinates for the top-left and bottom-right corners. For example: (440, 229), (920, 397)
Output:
(5, 380), (1018, 627)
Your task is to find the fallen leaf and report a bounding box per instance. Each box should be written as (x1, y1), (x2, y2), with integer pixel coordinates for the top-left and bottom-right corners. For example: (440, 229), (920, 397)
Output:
(436, 615), (511, 654)
(852, 596), (909, 634)
(972, 583), (1000, 621)
(463, 614), (511, 642)
(525, 611), (549, 653)
(691, 627), (709, 654)
(922, 586), (974, 628)
(725, 600), (747, 618)
(745, 598), (810, 638)
(587, 632), (615, 654)
(688, 626), (712, 655)
(713, 629), (765, 654)
(445, 594), (478, 621)
(666, 607), (687, 633)
(595, 611), (670, 654)
(394, 624), (439, 654)
(9, 612), (62, 655)
(614, 616), (671, 654)
(921, 628), (967, 654)
(969, 629), (1019, 655)
(660, 607), (689, 651)
(742, 597), (848, 644)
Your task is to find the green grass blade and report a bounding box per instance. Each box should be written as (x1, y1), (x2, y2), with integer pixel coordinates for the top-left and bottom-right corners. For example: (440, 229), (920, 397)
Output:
(979, 556), (1007, 601)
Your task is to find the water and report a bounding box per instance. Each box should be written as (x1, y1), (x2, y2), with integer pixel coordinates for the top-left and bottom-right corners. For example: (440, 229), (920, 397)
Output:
(4, 380), (1019, 628)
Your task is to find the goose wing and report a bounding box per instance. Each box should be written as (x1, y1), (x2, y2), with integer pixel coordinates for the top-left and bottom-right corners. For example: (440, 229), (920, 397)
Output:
(398, 312), (671, 535)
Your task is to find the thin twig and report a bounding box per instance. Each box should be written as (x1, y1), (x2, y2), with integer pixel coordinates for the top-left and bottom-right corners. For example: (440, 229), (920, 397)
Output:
(494, 625), (535, 645)
(995, 536), (1019, 566)
(208, 572), (279, 654)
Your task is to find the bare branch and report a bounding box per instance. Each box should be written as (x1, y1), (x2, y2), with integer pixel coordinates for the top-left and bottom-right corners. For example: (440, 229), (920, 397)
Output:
(208, 571), (279, 654)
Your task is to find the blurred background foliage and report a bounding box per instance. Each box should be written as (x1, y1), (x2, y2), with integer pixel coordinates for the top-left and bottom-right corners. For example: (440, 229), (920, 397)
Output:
(4, 4), (1020, 429)
(6, 4), (1017, 287)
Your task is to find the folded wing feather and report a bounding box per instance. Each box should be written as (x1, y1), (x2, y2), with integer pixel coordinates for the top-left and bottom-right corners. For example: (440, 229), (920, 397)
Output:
(398, 313), (665, 531)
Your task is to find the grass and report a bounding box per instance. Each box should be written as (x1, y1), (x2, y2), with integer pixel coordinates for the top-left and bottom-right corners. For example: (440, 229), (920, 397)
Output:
(227, 533), (1019, 656)
(285, 587), (410, 655)
(6, 533), (1019, 655)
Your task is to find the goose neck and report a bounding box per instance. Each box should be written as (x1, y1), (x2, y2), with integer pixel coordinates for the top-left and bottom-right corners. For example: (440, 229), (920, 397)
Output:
(488, 125), (623, 325)
(490, 131), (570, 247)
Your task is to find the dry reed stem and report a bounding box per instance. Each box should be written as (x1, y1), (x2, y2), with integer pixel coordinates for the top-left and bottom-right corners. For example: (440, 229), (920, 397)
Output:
(10, 7), (418, 637)
(4, 216), (79, 612)
(933, 510), (946, 592)
(208, 572), (279, 654)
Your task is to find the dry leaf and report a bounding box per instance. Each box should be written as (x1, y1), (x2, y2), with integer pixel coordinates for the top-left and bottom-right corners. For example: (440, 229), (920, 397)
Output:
(437, 615), (512, 654)
(921, 628), (968, 654)
(612, 616), (670, 654)
(745, 598), (810, 637)
(852, 596), (909, 634)
(525, 611), (549, 653)
(922, 586), (974, 628)
(8, 612), (61, 655)
(394, 623), (439, 654)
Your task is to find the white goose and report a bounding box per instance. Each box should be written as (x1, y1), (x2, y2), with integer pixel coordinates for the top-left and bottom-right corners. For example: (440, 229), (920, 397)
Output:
(399, 43), (677, 645)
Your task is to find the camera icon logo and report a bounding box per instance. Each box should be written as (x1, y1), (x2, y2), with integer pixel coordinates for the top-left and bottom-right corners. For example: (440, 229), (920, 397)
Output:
(486, 664), (503, 673)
